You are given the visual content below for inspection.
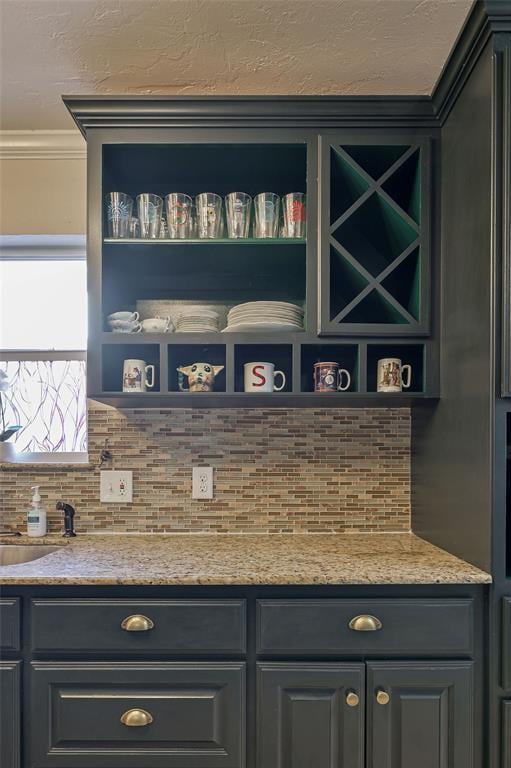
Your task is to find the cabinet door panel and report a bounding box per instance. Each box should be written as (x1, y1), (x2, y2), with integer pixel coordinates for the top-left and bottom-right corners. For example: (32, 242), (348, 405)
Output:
(503, 701), (511, 768)
(367, 661), (474, 768)
(257, 662), (364, 768)
(0, 661), (21, 768)
(0, 598), (21, 651)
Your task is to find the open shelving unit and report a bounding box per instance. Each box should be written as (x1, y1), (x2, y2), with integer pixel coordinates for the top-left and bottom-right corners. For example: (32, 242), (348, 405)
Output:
(85, 129), (437, 408)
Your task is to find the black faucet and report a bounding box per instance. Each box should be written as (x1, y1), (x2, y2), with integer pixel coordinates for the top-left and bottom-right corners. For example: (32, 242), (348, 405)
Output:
(56, 501), (76, 537)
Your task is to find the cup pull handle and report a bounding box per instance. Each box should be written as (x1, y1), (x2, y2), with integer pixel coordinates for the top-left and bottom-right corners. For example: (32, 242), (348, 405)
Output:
(349, 614), (382, 632)
(121, 614), (154, 632)
(121, 708), (153, 727)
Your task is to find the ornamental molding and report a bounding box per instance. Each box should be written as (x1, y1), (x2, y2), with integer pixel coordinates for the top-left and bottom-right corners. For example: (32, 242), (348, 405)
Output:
(0, 130), (86, 160)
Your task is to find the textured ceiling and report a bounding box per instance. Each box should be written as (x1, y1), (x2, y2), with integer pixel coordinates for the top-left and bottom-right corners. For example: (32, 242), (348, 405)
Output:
(0, 0), (473, 130)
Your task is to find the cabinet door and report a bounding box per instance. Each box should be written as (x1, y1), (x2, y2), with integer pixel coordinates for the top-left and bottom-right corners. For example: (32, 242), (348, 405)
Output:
(257, 662), (364, 768)
(0, 661), (21, 768)
(318, 136), (430, 336)
(367, 661), (474, 768)
(503, 701), (511, 768)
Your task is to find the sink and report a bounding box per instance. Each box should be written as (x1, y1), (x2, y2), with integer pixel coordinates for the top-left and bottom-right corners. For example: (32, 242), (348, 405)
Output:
(0, 545), (61, 566)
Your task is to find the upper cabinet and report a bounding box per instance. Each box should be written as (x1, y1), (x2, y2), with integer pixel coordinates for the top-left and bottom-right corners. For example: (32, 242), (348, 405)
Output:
(318, 137), (430, 336)
(500, 44), (511, 397)
(66, 99), (439, 407)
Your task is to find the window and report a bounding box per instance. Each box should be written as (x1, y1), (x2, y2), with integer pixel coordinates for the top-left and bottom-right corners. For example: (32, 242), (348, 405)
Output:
(0, 236), (87, 462)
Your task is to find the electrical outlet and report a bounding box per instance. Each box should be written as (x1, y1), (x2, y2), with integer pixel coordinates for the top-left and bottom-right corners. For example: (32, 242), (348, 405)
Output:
(100, 470), (133, 503)
(192, 466), (214, 499)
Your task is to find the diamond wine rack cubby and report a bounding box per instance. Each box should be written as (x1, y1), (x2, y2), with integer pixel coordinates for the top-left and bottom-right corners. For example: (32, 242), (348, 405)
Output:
(320, 139), (430, 335)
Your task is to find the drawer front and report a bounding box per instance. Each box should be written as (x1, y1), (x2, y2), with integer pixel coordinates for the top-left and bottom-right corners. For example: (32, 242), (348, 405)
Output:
(502, 598), (511, 689)
(257, 599), (474, 656)
(31, 661), (245, 768)
(31, 598), (246, 655)
(0, 598), (21, 652)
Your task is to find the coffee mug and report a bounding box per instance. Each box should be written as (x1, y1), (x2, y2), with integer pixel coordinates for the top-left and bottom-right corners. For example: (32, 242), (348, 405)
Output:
(244, 362), (286, 392)
(123, 359), (155, 392)
(377, 358), (412, 392)
(141, 317), (172, 333)
(177, 362), (224, 392)
(313, 362), (351, 392)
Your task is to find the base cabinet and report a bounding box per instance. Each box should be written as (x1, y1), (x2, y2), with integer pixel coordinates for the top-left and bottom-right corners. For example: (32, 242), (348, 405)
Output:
(366, 661), (474, 768)
(0, 661), (21, 768)
(503, 702), (511, 768)
(257, 661), (474, 768)
(257, 663), (365, 768)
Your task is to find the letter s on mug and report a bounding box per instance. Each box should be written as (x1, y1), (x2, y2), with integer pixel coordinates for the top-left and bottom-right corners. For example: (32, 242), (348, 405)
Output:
(252, 365), (267, 387)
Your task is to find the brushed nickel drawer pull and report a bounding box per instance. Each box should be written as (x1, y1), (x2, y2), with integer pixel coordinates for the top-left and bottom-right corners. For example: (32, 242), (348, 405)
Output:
(121, 614), (154, 632)
(376, 689), (390, 706)
(120, 708), (154, 727)
(346, 691), (360, 707)
(349, 614), (382, 632)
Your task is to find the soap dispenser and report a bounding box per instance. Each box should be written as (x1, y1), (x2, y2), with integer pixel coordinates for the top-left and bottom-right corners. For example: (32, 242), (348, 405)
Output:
(27, 486), (47, 538)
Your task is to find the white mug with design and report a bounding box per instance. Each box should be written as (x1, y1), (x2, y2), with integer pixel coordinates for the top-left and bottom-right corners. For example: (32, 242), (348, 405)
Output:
(377, 357), (412, 392)
(244, 362), (286, 392)
(123, 359), (155, 392)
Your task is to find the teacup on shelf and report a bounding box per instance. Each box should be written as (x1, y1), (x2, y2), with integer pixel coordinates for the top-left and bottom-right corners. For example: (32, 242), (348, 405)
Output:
(108, 319), (142, 333)
(140, 317), (173, 333)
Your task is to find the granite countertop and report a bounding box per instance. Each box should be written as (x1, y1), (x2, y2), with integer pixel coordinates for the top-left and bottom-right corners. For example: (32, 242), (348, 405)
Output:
(0, 533), (491, 585)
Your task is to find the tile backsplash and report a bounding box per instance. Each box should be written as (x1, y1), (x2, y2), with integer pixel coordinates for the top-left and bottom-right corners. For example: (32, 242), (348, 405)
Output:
(0, 403), (410, 534)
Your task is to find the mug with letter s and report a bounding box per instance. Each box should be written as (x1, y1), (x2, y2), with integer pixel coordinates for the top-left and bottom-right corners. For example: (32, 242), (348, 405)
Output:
(244, 362), (286, 392)
(123, 359), (155, 392)
(377, 358), (412, 392)
(313, 362), (351, 392)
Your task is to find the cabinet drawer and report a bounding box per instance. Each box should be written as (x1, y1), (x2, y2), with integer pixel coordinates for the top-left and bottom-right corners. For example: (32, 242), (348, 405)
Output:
(31, 661), (245, 768)
(0, 598), (20, 652)
(31, 598), (246, 655)
(257, 599), (474, 656)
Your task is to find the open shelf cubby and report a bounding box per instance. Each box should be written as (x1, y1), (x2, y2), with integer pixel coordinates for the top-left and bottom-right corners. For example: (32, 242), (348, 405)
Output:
(300, 344), (359, 393)
(367, 344), (425, 393)
(234, 344), (293, 393)
(168, 345), (227, 393)
(101, 343), (160, 393)
(323, 142), (427, 335)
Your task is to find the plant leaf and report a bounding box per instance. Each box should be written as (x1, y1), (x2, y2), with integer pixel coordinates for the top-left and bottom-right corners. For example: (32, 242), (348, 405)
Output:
(0, 426), (22, 442)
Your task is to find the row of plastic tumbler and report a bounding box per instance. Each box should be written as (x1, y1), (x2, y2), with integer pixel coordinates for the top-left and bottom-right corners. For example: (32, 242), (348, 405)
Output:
(106, 191), (306, 240)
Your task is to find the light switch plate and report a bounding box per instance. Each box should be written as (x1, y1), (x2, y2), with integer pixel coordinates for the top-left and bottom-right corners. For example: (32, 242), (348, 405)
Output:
(100, 470), (133, 503)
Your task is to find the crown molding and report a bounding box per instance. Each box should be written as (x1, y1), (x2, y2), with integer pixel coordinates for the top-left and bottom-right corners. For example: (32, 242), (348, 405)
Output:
(63, 95), (438, 135)
(0, 130), (86, 160)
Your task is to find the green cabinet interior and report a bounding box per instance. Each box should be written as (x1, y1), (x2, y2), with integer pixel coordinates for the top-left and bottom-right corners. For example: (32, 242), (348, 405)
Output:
(67, 107), (438, 407)
(320, 140), (429, 336)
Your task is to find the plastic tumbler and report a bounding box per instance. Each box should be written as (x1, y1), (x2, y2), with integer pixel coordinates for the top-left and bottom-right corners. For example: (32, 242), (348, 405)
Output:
(225, 192), (252, 238)
(196, 193), (223, 239)
(137, 193), (163, 239)
(254, 192), (280, 238)
(166, 193), (193, 239)
(105, 192), (133, 238)
(282, 192), (306, 238)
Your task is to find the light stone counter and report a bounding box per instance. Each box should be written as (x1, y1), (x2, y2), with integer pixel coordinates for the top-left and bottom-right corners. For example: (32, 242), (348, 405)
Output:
(0, 533), (491, 585)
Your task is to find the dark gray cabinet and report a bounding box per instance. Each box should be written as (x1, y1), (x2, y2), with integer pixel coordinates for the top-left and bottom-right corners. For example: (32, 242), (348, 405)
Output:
(318, 136), (431, 337)
(0, 598), (20, 652)
(366, 661), (474, 768)
(0, 661), (21, 768)
(503, 701), (511, 767)
(30, 660), (245, 768)
(257, 662), (364, 768)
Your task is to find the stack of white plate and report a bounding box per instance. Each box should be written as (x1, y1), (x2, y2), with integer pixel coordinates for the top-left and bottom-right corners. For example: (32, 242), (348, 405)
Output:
(175, 307), (220, 333)
(222, 301), (304, 333)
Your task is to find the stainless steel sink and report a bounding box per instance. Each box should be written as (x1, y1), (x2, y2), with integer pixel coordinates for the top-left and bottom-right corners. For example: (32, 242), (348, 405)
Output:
(0, 545), (61, 566)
